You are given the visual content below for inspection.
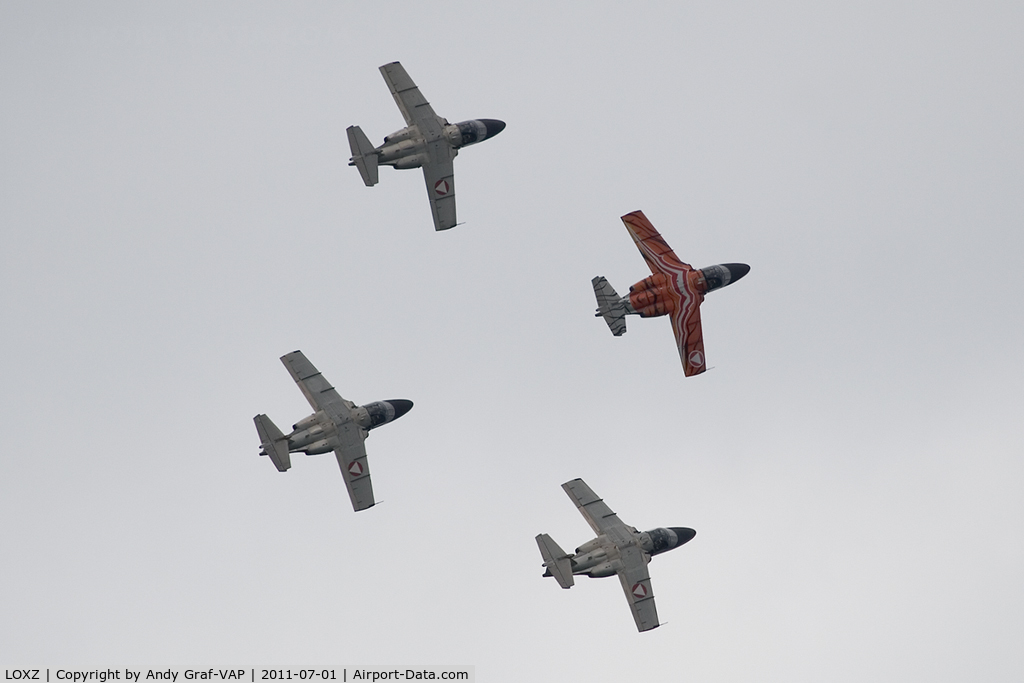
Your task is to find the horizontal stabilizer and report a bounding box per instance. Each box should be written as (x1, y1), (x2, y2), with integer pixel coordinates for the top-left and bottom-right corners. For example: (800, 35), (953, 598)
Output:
(254, 414), (291, 472)
(592, 276), (627, 336)
(347, 125), (379, 186)
(536, 533), (575, 589)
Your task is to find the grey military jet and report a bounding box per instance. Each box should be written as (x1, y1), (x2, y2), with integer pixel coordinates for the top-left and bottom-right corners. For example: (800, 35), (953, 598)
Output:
(536, 478), (696, 632)
(347, 61), (505, 231)
(253, 350), (412, 512)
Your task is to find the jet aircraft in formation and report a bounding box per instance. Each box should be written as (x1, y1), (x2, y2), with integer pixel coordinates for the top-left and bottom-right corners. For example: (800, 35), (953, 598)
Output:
(254, 63), (753, 635)
(347, 61), (506, 231)
(592, 210), (750, 376)
(536, 478), (696, 632)
(253, 350), (412, 512)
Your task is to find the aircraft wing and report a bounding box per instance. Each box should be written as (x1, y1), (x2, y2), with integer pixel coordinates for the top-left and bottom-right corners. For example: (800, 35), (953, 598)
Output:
(616, 543), (660, 632)
(561, 478), (625, 535)
(670, 288), (707, 376)
(620, 211), (707, 376)
(280, 350), (355, 423)
(378, 62), (456, 230)
(421, 141), (457, 230)
(621, 210), (693, 276)
(333, 422), (375, 511)
(379, 61), (444, 141)
(278, 351), (374, 510)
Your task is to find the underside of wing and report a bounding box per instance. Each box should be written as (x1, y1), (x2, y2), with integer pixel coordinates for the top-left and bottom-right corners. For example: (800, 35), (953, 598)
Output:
(669, 290), (706, 376)
(621, 210), (692, 276)
(617, 544), (660, 632)
(280, 350), (355, 421)
(562, 478), (625, 535)
(334, 421), (374, 511)
(421, 146), (457, 231)
(379, 61), (443, 140)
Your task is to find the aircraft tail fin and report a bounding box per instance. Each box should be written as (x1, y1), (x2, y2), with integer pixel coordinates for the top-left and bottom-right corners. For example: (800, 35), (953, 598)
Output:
(346, 125), (379, 186)
(254, 414), (291, 472)
(592, 276), (628, 336)
(536, 533), (575, 589)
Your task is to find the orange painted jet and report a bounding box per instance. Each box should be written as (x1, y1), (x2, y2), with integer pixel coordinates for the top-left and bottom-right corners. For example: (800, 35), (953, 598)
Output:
(592, 210), (749, 376)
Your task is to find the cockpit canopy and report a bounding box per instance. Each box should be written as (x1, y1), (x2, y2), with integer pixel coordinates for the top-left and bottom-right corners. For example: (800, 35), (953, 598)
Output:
(451, 119), (506, 147)
(363, 401), (394, 428)
(361, 399), (414, 430)
(647, 527), (677, 554)
(645, 527), (697, 555)
(699, 263), (750, 293)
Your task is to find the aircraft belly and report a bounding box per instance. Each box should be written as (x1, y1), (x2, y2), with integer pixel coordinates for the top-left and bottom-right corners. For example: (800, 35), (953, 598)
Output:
(570, 548), (608, 572)
(378, 138), (426, 164)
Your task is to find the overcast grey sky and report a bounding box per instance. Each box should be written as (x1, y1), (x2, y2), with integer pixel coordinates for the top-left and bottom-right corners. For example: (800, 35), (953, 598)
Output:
(2, 2), (1023, 681)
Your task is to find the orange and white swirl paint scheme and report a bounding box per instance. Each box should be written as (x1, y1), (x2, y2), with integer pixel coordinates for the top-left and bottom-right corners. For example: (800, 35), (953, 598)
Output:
(617, 210), (749, 376)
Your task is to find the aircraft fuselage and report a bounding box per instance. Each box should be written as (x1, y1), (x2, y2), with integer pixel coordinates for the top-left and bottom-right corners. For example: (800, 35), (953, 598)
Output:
(551, 526), (696, 579)
(283, 399), (413, 456)
(374, 119), (505, 170)
(627, 263), (750, 319)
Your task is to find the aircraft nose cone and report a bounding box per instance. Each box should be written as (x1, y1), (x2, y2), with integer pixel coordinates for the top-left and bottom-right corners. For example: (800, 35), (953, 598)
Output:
(481, 119), (506, 139)
(387, 399), (414, 421)
(724, 263), (750, 283)
(670, 527), (697, 547)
